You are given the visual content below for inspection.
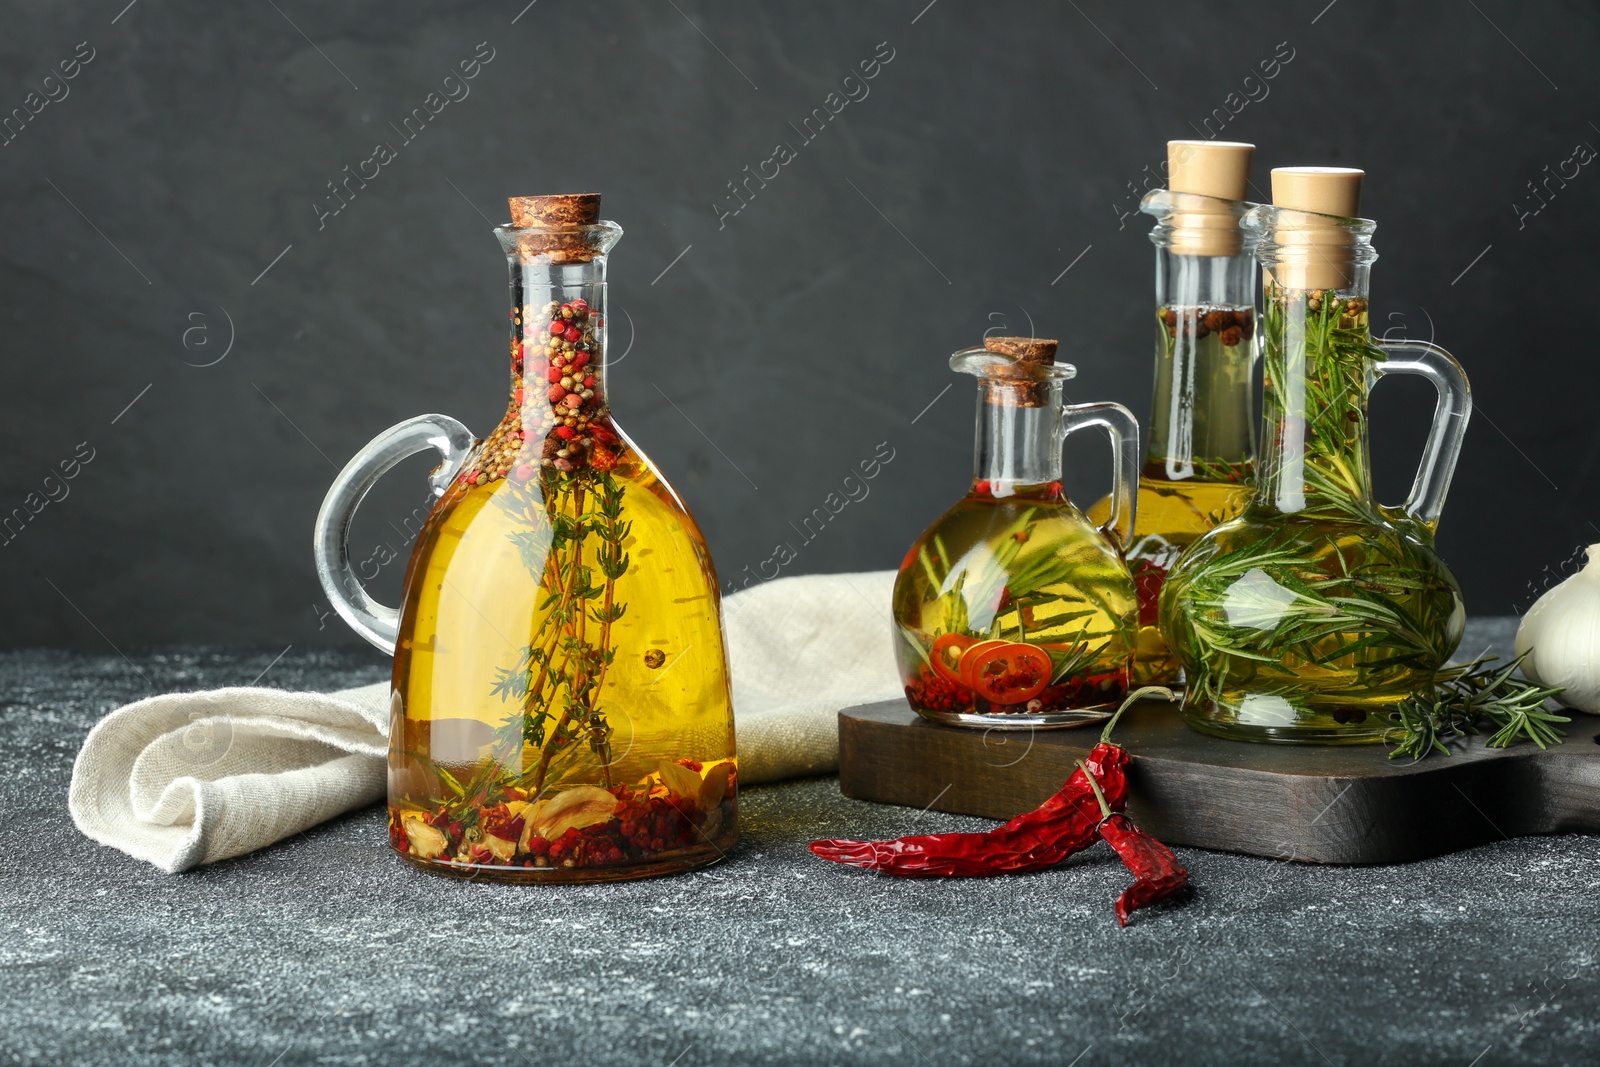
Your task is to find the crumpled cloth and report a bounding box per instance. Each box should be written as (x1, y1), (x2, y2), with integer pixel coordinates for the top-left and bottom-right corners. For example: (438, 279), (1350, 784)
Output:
(69, 570), (901, 872)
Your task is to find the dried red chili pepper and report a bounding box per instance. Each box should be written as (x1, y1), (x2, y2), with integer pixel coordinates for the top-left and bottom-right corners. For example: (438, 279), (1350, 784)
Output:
(1078, 757), (1189, 926)
(809, 742), (1128, 877)
(809, 686), (1174, 878)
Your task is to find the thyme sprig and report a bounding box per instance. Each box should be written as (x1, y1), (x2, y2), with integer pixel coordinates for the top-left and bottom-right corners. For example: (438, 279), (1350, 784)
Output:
(488, 464), (629, 793)
(1384, 652), (1568, 761)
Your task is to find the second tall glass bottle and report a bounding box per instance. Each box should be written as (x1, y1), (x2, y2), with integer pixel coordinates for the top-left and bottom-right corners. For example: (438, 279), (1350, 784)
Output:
(1090, 141), (1259, 685)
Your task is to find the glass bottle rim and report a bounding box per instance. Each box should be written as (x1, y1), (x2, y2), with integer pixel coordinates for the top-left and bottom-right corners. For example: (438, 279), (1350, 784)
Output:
(1242, 202), (1376, 236)
(949, 346), (1076, 382)
(494, 219), (624, 258)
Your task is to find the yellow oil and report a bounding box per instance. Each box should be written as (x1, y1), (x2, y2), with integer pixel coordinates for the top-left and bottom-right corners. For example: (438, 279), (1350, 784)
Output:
(893, 482), (1136, 726)
(1087, 309), (1256, 684)
(1089, 467), (1251, 684)
(389, 414), (737, 882)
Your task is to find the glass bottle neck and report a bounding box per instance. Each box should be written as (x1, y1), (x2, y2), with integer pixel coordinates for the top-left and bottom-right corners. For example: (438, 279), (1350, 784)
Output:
(971, 380), (1063, 498)
(504, 255), (616, 474)
(1253, 275), (1377, 519)
(1145, 243), (1257, 482)
(509, 256), (610, 385)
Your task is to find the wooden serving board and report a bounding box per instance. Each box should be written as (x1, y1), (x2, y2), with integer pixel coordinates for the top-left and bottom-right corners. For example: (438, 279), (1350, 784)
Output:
(837, 698), (1600, 864)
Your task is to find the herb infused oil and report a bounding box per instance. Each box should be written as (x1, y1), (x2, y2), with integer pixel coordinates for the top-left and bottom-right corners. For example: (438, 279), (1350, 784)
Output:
(1160, 169), (1471, 743)
(380, 195), (736, 880)
(1089, 142), (1259, 686)
(894, 337), (1139, 727)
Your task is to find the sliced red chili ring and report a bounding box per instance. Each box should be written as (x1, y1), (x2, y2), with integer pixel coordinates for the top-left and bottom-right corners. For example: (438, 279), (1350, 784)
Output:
(958, 639), (1008, 690)
(970, 642), (1052, 705)
(929, 633), (975, 684)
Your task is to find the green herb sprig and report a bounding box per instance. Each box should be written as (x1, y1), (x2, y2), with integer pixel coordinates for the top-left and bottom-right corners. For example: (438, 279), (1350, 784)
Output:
(1384, 652), (1567, 761)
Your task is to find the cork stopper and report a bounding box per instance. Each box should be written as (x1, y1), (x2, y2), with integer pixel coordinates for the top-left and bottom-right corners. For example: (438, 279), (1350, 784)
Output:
(984, 336), (1058, 364)
(508, 193), (601, 228)
(1271, 168), (1362, 217)
(982, 336), (1058, 408)
(1268, 168), (1364, 290)
(1168, 141), (1253, 201)
(1165, 140), (1254, 257)
(504, 193), (606, 263)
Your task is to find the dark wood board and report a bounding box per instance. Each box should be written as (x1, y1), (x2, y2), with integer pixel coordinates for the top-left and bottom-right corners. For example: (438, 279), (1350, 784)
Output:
(837, 698), (1600, 864)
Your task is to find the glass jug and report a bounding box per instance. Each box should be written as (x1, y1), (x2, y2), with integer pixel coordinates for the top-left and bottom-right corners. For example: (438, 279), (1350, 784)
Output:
(313, 193), (737, 881)
(1090, 141), (1259, 685)
(1160, 168), (1471, 743)
(892, 336), (1140, 728)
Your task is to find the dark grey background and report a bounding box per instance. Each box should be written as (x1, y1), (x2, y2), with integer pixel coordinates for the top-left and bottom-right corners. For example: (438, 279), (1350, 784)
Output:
(3, 0), (1596, 649)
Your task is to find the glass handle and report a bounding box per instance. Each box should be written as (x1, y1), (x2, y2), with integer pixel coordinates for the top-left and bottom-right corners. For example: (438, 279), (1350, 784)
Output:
(312, 414), (476, 655)
(1063, 401), (1139, 550)
(1373, 340), (1472, 533)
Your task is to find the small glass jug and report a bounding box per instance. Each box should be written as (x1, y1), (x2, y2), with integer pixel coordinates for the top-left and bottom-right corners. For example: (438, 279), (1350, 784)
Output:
(892, 336), (1140, 728)
(314, 194), (737, 881)
(1160, 168), (1471, 743)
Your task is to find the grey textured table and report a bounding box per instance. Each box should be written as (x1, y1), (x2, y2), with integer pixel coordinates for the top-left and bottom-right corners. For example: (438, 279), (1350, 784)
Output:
(5, 621), (1599, 1066)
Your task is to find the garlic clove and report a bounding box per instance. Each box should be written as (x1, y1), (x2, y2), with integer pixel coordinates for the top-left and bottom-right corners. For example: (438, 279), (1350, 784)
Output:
(1514, 544), (1600, 714)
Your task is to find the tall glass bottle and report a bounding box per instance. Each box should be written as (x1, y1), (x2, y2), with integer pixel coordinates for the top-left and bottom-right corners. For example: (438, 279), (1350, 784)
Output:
(1160, 169), (1472, 743)
(1090, 141), (1258, 685)
(315, 194), (737, 880)
(893, 336), (1140, 728)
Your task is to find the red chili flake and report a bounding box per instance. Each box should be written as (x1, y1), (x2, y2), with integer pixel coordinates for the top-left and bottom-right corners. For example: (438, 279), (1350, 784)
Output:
(590, 447), (618, 473)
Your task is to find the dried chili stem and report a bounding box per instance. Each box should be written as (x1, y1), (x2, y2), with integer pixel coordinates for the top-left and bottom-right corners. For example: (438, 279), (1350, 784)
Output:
(1098, 685), (1177, 744)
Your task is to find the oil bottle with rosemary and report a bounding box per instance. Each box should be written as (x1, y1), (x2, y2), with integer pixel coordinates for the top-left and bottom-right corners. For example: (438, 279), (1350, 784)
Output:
(315, 194), (736, 881)
(1159, 168), (1474, 743)
(893, 336), (1140, 728)
(1089, 141), (1259, 685)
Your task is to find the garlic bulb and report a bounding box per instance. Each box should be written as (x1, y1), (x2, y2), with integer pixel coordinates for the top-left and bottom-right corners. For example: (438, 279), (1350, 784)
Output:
(1514, 544), (1600, 713)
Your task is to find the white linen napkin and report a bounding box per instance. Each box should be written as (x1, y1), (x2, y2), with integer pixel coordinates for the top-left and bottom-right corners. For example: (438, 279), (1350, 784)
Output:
(69, 570), (901, 872)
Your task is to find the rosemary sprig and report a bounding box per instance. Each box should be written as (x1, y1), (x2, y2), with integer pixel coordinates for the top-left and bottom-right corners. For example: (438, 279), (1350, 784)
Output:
(1384, 652), (1568, 761)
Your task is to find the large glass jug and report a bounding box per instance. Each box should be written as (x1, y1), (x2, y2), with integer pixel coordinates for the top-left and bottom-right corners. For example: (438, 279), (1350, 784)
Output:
(892, 336), (1140, 728)
(314, 193), (737, 881)
(1160, 168), (1471, 743)
(1090, 141), (1259, 685)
